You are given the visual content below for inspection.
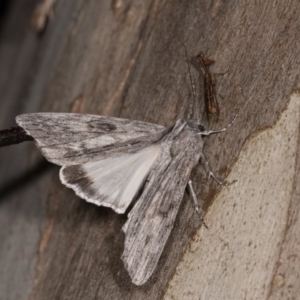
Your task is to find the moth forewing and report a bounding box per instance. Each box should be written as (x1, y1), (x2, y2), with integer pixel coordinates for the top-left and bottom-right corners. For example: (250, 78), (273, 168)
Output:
(121, 119), (204, 285)
(16, 113), (167, 165)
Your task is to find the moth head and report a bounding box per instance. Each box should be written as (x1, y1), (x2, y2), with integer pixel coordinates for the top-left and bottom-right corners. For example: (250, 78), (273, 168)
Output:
(198, 123), (205, 132)
(186, 119), (205, 133)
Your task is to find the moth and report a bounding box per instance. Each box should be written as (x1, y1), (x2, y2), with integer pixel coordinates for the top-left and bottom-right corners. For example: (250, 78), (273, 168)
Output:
(15, 112), (234, 285)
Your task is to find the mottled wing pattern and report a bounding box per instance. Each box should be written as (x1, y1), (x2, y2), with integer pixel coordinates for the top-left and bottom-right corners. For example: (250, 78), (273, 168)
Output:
(122, 120), (204, 285)
(16, 113), (167, 213)
(16, 113), (167, 165)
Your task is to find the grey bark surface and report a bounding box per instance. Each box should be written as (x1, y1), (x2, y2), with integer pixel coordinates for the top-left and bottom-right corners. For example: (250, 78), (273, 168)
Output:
(0, 1), (299, 299)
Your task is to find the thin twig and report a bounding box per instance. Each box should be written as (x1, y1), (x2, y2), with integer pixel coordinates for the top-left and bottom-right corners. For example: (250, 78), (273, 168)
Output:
(0, 127), (33, 148)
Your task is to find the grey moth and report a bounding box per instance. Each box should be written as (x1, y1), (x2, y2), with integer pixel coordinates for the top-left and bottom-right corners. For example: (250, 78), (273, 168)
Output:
(16, 112), (233, 285)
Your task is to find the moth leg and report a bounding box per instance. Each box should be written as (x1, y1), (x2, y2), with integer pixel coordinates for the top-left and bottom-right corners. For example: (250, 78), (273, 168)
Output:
(188, 180), (200, 212)
(200, 153), (223, 185)
(200, 153), (236, 186)
(188, 180), (208, 228)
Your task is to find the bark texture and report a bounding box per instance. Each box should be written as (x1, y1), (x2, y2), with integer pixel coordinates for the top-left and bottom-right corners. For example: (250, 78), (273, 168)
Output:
(0, 1), (299, 299)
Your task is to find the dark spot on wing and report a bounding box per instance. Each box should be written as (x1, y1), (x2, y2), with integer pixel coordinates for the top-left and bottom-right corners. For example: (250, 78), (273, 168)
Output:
(62, 165), (98, 198)
(198, 124), (205, 131)
(145, 234), (151, 246)
(97, 192), (110, 203)
(62, 165), (86, 183)
(80, 182), (98, 198)
(88, 121), (117, 131)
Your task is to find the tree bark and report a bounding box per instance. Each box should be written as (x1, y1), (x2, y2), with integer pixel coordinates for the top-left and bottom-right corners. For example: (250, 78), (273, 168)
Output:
(0, 1), (299, 299)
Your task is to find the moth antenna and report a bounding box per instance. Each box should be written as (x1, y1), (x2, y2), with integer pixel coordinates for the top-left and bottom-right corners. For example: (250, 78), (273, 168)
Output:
(183, 43), (196, 119)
